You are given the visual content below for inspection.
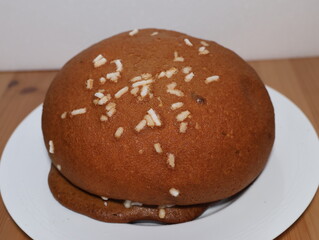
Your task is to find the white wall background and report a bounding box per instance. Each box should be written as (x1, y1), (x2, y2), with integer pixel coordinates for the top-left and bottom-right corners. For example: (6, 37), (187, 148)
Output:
(0, 0), (319, 71)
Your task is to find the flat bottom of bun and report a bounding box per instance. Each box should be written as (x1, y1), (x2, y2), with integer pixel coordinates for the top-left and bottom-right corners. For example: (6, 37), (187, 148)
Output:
(48, 165), (210, 224)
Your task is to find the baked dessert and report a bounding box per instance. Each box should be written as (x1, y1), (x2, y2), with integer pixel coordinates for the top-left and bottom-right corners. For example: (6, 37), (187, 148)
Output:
(42, 28), (275, 224)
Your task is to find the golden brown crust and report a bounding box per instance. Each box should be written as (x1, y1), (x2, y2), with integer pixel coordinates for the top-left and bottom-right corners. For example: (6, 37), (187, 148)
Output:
(42, 28), (274, 206)
(48, 165), (209, 223)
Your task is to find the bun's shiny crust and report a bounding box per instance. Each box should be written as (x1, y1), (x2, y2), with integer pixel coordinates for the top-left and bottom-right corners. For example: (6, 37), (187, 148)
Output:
(42, 29), (274, 206)
(48, 166), (209, 223)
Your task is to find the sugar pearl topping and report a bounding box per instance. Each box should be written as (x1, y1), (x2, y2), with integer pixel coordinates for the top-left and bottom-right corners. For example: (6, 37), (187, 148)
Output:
(135, 119), (147, 132)
(154, 143), (163, 153)
(184, 38), (193, 46)
(167, 89), (184, 97)
(171, 102), (184, 110)
(129, 29), (139, 36)
(94, 92), (104, 98)
(158, 68), (178, 79)
(179, 122), (188, 133)
(166, 82), (184, 97)
(99, 77), (106, 84)
(131, 201), (143, 206)
(115, 86), (129, 98)
(123, 200), (131, 208)
(147, 108), (162, 126)
(141, 73), (152, 79)
(199, 46), (209, 55)
(93, 54), (107, 68)
(167, 153), (175, 168)
(166, 68), (178, 78)
(159, 208), (166, 218)
(100, 115), (108, 122)
(130, 76), (142, 82)
(71, 108), (87, 115)
(123, 200), (143, 208)
(169, 188), (180, 197)
(130, 87), (139, 96)
(132, 79), (154, 88)
(157, 97), (163, 107)
(105, 102), (116, 117)
(144, 114), (155, 127)
(111, 59), (123, 72)
(106, 72), (121, 82)
(114, 127), (124, 138)
(102, 198), (109, 206)
(140, 85), (150, 97)
(174, 51), (184, 62)
(86, 79), (94, 89)
(182, 66), (192, 74)
(49, 140), (54, 154)
(105, 102), (116, 111)
(106, 108), (116, 117)
(167, 82), (177, 89)
(176, 110), (191, 122)
(205, 75), (220, 84)
(184, 72), (194, 82)
(93, 54), (103, 63)
(61, 112), (67, 119)
(200, 40), (209, 46)
(158, 71), (166, 78)
(56, 164), (61, 171)
(98, 94), (111, 105)
(151, 31), (159, 36)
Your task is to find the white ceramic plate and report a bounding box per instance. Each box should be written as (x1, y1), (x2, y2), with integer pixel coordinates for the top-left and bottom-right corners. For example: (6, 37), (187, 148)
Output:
(0, 87), (318, 240)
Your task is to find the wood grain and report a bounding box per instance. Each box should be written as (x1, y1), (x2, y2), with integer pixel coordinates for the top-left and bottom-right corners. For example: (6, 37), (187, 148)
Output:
(0, 58), (318, 239)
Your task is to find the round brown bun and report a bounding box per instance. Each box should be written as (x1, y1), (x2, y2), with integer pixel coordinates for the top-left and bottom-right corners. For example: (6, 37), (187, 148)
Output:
(48, 165), (210, 223)
(42, 29), (274, 213)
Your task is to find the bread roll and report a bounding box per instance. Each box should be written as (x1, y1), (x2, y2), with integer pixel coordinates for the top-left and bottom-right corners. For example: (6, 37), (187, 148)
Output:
(42, 28), (274, 223)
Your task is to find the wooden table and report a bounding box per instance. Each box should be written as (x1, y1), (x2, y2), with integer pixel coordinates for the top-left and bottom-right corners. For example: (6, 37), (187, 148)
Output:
(0, 57), (318, 239)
